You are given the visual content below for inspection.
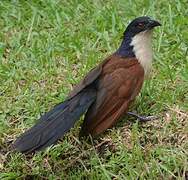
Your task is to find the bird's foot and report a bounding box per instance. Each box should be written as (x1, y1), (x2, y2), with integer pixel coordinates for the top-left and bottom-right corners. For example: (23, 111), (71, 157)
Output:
(127, 111), (159, 122)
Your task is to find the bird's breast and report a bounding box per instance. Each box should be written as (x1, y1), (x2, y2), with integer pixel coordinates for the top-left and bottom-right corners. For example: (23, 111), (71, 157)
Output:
(131, 31), (153, 75)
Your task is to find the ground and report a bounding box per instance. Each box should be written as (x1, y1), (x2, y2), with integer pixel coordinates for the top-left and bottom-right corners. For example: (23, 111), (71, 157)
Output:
(0, 0), (187, 179)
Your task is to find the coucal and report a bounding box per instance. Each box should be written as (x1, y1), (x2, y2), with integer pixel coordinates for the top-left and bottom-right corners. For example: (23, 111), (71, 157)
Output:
(13, 16), (161, 153)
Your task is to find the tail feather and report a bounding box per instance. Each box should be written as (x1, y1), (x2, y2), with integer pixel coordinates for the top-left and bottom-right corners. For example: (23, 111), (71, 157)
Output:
(13, 88), (96, 153)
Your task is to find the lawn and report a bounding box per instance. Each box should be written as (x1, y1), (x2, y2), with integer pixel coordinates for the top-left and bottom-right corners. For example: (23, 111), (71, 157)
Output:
(0, 0), (187, 179)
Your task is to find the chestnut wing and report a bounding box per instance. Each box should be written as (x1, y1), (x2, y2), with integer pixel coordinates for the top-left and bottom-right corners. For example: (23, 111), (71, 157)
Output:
(80, 61), (144, 136)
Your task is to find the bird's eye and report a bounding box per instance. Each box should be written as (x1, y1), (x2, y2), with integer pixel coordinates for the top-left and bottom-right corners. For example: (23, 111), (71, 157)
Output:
(137, 23), (144, 28)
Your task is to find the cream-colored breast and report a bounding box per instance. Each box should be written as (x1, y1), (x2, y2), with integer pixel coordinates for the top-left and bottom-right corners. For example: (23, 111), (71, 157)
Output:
(130, 30), (153, 75)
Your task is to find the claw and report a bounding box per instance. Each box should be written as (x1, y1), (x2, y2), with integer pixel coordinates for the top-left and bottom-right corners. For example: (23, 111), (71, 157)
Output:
(127, 111), (159, 122)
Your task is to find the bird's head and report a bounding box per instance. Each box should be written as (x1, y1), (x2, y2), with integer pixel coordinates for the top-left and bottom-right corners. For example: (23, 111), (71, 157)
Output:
(124, 16), (161, 37)
(117, 16), (161, 74)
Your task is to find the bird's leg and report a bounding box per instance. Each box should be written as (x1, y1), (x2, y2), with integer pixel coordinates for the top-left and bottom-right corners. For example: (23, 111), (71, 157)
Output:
(127, 111), (159, 122)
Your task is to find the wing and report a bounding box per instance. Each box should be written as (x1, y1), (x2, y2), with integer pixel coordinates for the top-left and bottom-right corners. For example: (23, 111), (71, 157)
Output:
(67, 55), (117, 100)
(80, 57), (144, 136)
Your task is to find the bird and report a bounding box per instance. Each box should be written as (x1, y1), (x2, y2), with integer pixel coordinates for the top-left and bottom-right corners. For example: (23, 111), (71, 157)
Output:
(13, 16), (161, 153)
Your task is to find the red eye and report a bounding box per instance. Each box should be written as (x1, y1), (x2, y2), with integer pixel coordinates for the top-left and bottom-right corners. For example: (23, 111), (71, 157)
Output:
(137, 23), (144, 28)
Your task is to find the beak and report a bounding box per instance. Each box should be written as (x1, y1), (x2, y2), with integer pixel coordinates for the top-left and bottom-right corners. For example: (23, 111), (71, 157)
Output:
(148, 20), (161, 29)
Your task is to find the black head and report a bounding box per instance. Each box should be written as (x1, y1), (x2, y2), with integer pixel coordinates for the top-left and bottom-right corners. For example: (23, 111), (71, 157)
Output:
(116, 16), (161, 57)
(124, 16), (161, 37)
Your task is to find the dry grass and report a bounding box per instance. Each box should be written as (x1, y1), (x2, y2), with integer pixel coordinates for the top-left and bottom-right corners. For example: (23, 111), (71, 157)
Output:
(0, 0), (187, 179)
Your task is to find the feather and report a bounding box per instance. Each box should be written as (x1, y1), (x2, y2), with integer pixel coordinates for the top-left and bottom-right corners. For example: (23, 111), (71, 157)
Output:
(13, 88), (96, 153)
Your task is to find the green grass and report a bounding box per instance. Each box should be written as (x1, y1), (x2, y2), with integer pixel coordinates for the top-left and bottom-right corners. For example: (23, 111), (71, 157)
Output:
(0, 0), (188, 179)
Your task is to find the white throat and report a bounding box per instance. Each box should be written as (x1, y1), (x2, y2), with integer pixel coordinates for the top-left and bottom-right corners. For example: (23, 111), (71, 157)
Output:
(130, 30), (153, 75)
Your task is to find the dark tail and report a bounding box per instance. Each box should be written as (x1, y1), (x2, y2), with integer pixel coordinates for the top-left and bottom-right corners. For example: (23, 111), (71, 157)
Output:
(13, 88), (96, 153)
